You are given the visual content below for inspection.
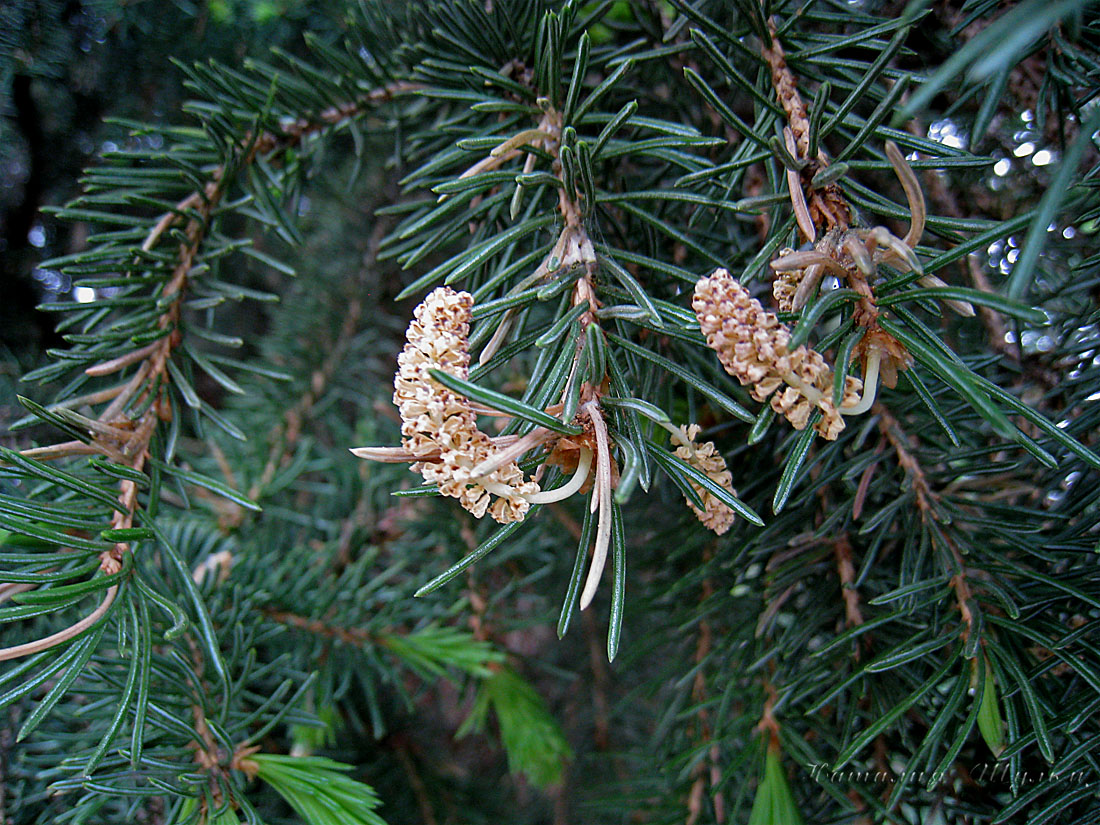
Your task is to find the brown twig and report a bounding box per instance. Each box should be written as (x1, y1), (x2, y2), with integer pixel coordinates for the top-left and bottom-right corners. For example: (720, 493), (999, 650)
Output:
(263, 608), (373, 645)
(754, 679), (781, 751)
(833, 535), (864, 632)
(686, 572), (725, 825)
(852, 436), (887, 522)
(581, 607), (612, 751)
(967, 253), (1015, 359)
(179, 634), (236, 815)
(394, 740), (439, 825)
(876, 404), (975, 644)
(760, 21), (850, 235)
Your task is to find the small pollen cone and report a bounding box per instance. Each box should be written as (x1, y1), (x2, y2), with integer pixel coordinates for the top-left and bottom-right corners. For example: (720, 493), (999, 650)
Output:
(673, 424), (737, 535)
(392, 286), (539, 522)
(693, 269), (860, 440)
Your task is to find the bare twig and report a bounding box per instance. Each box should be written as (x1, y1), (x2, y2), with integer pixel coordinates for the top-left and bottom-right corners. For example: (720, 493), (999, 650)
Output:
(686, 572), (725, 825)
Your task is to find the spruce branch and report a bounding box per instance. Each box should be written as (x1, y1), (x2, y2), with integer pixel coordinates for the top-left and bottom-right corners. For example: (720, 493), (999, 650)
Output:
(5, 3), (1100, 822)
(355, 71), (763, 618)
(876, 404), (977, 648)
(0, 81), (411, 662)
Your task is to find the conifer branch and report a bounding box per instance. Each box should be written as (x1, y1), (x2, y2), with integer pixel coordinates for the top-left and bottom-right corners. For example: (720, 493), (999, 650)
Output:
(1, 83), (413, 669)
(4, 3), (1099, 821)
(876, 404), (976, 645)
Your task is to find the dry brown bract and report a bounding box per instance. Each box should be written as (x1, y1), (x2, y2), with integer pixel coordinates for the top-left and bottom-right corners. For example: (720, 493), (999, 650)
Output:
(694, 269), (861, 441)
(671, 424), (737, 535)
(392, 286), (539, 523)
(770, 141), (974, 321)
(768, 142), (976, 394)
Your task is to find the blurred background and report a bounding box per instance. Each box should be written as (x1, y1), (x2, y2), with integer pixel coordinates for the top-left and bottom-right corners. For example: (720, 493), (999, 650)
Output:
(0, 0), (352, 356)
